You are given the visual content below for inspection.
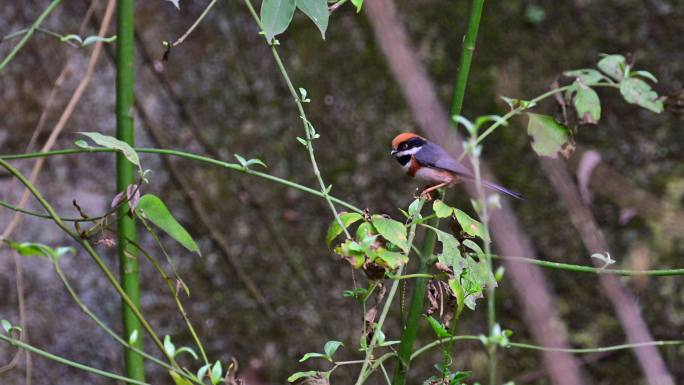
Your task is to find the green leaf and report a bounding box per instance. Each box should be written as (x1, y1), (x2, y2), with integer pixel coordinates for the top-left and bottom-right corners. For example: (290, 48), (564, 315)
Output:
(453, 209), (485, 239)
(296, 136), (308, 146)
(422, 225), (461, 268)
(573, 80), (601, 124)
(407, 198), (422, 216)
(7, 241), (74, 263)
(425, 315), (451, 338)
(197, 364), (211, 382)
(82, 35), (116, 46)
(299, 352), (326, 362)
(135, 194), (201, 255)
(355, 221), (375, 240)
(462, 239), (484, 255)
(295, 0), (329, 39)
(323, 340), (343, 358)
(60, 34), (83, 44)
(375, 249), (408, 269)
(526, 113), (572, 159)
(74, 139), (91, 149)
(432, 199), (453, 218)
(597, 54), (626, 81)
(632, 70), (658, 83)
(128, 329), (139, 345)
(325, 212), (363, 245)
(1, 320), (11, 333)
(619, 77), (664, 113)
(260, 0), (296, 42)
(288, 371), (318, 382)
(169, 371), (193, 385)
(78, 132), (140, 170)
(175, 347), (199, 360)
(164, 335), (176, 357)
(371, 215), (409, 253)
(351, 0), (363, 12)
(210, 360), (222, 385)
(234, 153), (267, 169)
(563, 69), (605, 85)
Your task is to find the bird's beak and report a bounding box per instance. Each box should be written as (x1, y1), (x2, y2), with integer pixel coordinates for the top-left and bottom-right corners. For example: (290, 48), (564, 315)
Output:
(390, 149), (398, 156)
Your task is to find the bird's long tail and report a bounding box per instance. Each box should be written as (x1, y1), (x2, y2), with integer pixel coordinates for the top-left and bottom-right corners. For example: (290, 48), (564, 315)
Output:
(461, 177), (523, 200)
(480, 180), (524, 200)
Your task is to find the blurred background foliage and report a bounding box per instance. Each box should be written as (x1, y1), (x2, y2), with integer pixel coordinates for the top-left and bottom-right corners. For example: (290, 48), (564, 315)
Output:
(1, 0), (683, 384)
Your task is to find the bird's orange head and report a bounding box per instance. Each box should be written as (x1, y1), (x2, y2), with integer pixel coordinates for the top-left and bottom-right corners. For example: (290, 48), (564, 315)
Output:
(391, 132), (425, 150)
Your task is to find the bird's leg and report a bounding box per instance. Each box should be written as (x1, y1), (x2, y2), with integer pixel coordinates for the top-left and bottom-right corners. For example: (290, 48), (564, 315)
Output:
(419, 182), (449, 200)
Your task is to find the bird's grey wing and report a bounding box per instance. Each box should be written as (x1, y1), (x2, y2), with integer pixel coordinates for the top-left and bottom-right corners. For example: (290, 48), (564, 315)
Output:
(414, 142), (473, 177)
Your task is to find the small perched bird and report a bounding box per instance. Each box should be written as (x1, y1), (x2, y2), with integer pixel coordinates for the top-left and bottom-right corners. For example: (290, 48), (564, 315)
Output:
(390, 133), (522, 199)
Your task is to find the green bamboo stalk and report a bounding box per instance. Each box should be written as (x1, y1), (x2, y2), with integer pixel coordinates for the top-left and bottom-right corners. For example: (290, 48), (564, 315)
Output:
(116, 0), (145, 380)
(450, 0), (484, 118)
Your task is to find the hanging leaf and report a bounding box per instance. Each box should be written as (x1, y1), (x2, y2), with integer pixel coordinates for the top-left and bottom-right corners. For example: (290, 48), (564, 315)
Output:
(453, 209), (485, 239)
(299, 352), (326, 362)
(432, 199), (453, 218)
(323, 340), (344, 358)
(288, 371), (319, 382)
(526, 113), (573, 158)
(597, 54), (626, 81)
(619, 77), (664, 113)
(351, 0), (364, 12)
(260, 0), (296, 42)
(78, 132), (141, 170)
(169, 371), (193, 385)
(325, 212), (363, 245)
(295, 0), (329, 39)
(135, 194), (201, 256)
(7, 241), (74, 263)
(573, 80), (601, 124)
(425, 315), (451, 338)
(563, 69), (605, 85)
(371, 215), (409, 253)
(375, 249), (408, 269)
(82, 35), (117, 46)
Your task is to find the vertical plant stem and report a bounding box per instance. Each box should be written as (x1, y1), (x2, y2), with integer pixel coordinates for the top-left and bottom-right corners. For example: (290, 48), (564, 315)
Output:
(116, 0), (145, 380)
(471, 153), (496, 385)
(391, 214), (439, 385)
(355, 199), (426, 385)
(449, 0), (484, 117)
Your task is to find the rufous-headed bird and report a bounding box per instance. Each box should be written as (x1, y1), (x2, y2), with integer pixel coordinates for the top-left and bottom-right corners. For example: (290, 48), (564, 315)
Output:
(390, 132), (522, 199)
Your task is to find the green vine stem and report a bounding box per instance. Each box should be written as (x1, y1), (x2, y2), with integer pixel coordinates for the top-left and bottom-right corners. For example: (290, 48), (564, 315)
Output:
(0, 0), (61, 71)
(410, 336), (684, 361)
(164, 0), (218, 49)
(355, 199), (427, 385)
(50, 259), (184, 375)
(0, 334), (150, 385)
(0, 147), (363, 214)
(0, 158), (177, 369)
(241, 0), (352, 239)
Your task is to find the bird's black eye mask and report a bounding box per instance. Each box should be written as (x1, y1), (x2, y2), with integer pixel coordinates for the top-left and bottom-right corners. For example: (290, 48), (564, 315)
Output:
(400, 137), (426, 150)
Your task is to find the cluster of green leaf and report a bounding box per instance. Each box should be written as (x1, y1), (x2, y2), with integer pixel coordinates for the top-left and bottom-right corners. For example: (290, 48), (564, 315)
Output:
(260, 0), (364, 42)
(327, 212), (411, 274)
(509, 54), (663, 158)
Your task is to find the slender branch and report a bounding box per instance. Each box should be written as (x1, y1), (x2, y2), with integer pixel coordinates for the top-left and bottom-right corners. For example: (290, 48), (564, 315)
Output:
(50, 259), (176, 372)
(492, 254), (684, 276)
(0, 147), (363, 214)
(242, 0), (352, 239)
(127, 231), (210, 365)
(0, 0), (62, 71)
(411, 335), (684, 361)
(0, 334), (150, 385)
(164, 0), (219, 49)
